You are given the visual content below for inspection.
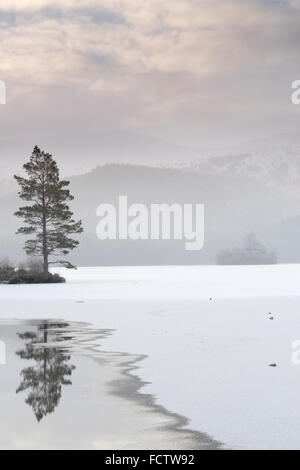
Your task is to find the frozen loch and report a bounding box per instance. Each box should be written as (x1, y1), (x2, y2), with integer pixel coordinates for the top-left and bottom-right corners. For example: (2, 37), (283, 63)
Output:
(1, 265), (300, 450)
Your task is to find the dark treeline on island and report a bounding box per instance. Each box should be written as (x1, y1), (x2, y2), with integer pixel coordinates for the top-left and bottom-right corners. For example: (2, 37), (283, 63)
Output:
(0, 257), (65, 284)
(217, 233), (277, 266)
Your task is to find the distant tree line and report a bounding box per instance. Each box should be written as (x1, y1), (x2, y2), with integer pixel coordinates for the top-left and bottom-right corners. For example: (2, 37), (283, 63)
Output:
(217, 233), (277, 265)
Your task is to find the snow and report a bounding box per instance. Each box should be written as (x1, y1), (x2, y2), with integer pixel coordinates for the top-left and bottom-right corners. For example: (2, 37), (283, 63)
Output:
(1, 264), (300, 450)
(1, 264), (300, 300)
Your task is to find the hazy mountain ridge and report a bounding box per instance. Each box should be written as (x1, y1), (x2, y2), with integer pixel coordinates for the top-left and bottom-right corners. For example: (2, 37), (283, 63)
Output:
(2, 132), (300, 265)
(0, 131), (202, 181)
(0, 161), (299, 265)
(191, 132), (300, 189)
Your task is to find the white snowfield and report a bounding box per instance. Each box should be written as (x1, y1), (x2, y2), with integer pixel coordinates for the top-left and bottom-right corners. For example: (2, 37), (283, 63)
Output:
(0, 264), (300, 300)
(1, 264), (300, 450)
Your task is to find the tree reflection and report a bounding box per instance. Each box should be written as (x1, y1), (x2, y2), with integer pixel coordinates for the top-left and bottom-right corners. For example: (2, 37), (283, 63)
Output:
(16, 321), (76, 422)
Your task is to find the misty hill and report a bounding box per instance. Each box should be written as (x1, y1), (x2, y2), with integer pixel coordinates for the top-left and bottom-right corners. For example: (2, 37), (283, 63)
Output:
(0, 131), (201, 181)
(0, 162), (299, 266)
(191, 132), (300, 189)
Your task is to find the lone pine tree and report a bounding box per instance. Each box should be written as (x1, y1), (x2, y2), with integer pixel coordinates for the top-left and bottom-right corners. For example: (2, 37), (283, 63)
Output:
(14, 146), (83, 274)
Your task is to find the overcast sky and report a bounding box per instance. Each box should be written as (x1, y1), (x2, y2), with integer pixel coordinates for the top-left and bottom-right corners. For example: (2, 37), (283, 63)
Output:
(0, 0), (300, 175)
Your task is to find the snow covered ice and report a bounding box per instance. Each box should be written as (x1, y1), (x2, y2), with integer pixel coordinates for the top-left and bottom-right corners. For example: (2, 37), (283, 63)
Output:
(1, 265), (300, 450)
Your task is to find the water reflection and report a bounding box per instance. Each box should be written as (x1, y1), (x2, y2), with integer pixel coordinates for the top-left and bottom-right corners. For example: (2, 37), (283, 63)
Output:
(0, 319), (220, 450)
(16, 322), (76, 422)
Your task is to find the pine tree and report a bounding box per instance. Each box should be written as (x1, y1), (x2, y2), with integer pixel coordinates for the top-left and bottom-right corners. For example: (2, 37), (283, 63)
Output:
(14, 146), (83, 273)
(16, 321), (76, 422)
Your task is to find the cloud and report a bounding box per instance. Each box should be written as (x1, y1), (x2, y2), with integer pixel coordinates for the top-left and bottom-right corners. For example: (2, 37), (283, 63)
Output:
(0, 1), (296, 82)
(0, 0), (299, 155)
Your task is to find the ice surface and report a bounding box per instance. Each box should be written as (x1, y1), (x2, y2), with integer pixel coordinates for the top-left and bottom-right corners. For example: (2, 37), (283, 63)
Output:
(1, 265), (300, 450)
(1, 264), (300, 300)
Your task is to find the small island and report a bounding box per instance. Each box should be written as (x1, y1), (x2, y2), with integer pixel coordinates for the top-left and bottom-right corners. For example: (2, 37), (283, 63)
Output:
(0, 146), (83, 284)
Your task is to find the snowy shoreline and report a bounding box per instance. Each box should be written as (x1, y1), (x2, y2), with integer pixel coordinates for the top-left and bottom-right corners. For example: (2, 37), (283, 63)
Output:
(1, 264), (300, 300)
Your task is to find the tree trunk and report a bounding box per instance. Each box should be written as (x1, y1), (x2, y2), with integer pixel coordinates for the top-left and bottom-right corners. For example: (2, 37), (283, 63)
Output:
(42, 214), (48, 274)
(43, 325), (47, 388)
